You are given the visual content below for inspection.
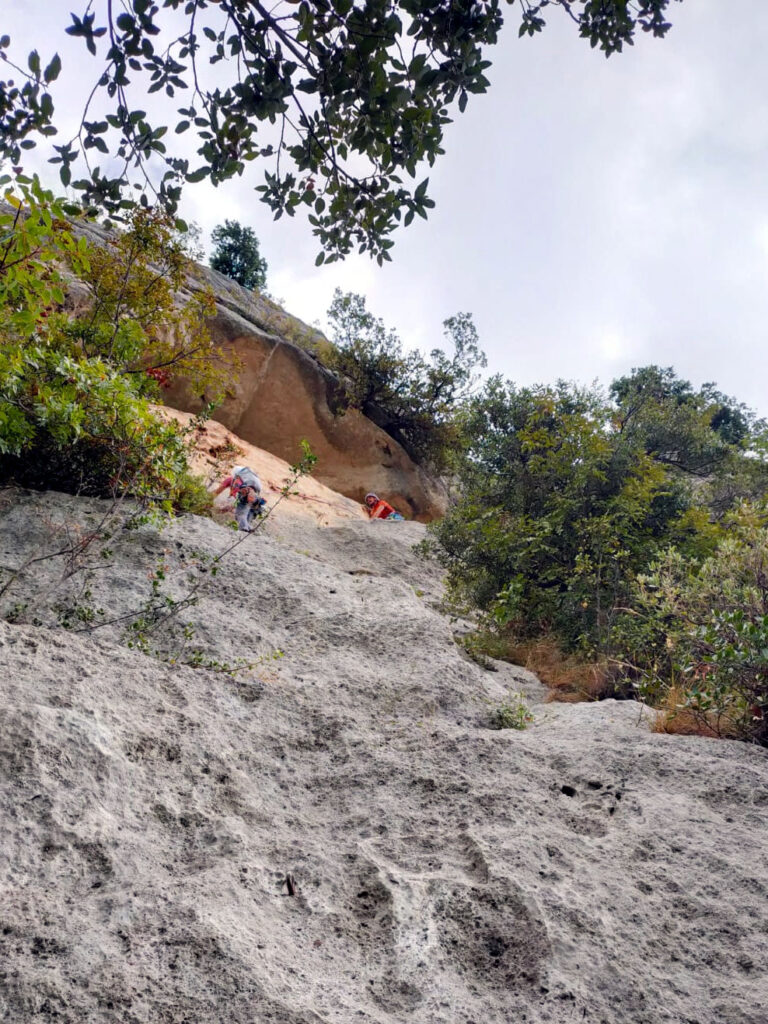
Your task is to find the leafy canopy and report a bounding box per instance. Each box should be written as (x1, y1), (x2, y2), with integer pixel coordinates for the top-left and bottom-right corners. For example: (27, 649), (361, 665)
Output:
(0, 1), (681, 262)
(324, 288), (485, 469)
(210, 220), (268, 291)
(610, 365), (759, 473)
(427, 367), (768, 744)
(430, 370), (767, 652)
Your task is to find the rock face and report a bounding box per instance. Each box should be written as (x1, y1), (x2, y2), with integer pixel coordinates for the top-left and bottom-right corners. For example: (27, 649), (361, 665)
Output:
(158, 408), (369, 528)
(1, 488), (767, 1024)
(164, 266), (447, 521)
(49, 209), (447, 521)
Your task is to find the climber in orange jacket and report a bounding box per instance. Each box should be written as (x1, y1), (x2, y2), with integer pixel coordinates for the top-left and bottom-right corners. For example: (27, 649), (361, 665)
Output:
(364, 493), (404, 521)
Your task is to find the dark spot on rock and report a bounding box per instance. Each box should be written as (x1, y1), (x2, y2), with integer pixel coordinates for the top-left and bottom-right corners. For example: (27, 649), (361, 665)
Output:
(31, 935), (66, 958)
(561, 785), (577, 798)
(485, 935), (507, 958)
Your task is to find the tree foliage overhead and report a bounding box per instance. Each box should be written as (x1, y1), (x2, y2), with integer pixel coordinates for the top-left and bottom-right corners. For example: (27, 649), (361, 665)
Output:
(0, 1), (681, 262)
(210, 220), (268, 290)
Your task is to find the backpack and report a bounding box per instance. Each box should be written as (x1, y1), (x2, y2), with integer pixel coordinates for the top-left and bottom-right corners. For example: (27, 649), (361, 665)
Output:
(232, 467), (261, 496)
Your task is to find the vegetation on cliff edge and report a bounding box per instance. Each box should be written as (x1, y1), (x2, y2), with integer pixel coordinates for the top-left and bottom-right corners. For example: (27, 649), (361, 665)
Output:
(0, 176), (222, 508)
(427, 370), (768, 744)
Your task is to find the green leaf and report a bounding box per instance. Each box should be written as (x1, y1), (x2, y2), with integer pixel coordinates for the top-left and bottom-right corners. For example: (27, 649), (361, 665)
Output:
(44, 54), (62, 83)
(186, 167), (210, 183)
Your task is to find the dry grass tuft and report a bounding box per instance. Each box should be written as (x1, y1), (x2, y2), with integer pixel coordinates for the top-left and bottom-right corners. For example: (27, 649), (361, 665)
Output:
(650, 687), (733, 740)
(500, 637), (615, 703)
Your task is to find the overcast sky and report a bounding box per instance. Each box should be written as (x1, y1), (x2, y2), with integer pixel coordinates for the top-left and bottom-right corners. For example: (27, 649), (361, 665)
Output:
(6, 1), (768, 414)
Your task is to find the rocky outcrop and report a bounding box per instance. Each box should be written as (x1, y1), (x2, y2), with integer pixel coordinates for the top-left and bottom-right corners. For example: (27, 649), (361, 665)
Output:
(57, 210), (447, 520)
(163, 267), (447, 520)
(1, 488), (767, 1024)
(159, 407), (368, 527)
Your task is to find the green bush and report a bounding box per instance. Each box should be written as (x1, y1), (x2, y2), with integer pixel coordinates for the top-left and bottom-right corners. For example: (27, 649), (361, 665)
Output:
(323, 289), (485, 471)
(432, 378), (723, 652)
(0, 177), (222, 508)
(618, 506), (768, 743)
(430, 370), (768, 656)
(489, 693), (533, 731)
(169, 471), (215, 517)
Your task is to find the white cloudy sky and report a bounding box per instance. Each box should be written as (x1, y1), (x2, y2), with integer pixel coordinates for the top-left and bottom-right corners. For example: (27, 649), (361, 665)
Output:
(5, 1), (768, 413)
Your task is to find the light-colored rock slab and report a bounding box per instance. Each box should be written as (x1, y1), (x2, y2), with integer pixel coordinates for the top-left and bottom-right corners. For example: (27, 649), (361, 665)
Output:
(0, 490), (766, 1024)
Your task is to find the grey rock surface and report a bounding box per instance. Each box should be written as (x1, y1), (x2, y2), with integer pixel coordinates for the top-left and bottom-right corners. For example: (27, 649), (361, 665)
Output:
(0, 490), (766, 1023)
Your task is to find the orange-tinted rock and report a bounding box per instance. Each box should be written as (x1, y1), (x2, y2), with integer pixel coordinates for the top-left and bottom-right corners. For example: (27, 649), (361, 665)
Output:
(164, 267), (448, 521)
(35, 208), (447, 521)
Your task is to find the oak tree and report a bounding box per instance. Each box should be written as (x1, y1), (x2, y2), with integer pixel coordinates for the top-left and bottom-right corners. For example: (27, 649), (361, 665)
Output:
(0, 1), (681, 261)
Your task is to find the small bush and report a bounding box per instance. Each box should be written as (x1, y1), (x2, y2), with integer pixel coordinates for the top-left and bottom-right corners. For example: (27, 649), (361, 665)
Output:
(169, 471), (215, 516)
(489, 693), (533, 730)
(456, 630), (502, 670)
(0, 180), (224, 507)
